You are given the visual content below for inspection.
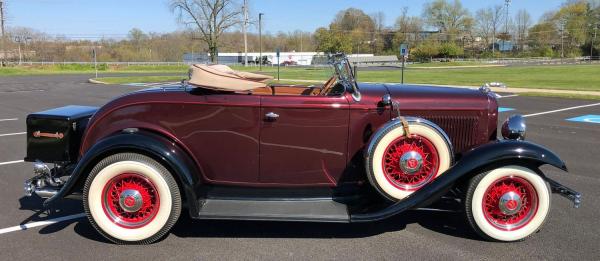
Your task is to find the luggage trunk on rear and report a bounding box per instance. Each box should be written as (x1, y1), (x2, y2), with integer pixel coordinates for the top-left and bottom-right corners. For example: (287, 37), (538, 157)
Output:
(25, 105), (98, 163)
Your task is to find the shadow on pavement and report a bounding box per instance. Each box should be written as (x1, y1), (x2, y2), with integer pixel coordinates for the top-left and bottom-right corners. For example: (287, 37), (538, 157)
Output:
(19, 196), (480, 243)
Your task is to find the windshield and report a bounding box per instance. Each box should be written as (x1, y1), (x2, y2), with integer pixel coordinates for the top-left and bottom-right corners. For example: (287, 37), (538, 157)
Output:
(329, 54), (360, 99)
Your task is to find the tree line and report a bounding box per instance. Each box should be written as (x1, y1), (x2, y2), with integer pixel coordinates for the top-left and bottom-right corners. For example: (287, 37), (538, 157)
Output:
(0, 0), (599, 63)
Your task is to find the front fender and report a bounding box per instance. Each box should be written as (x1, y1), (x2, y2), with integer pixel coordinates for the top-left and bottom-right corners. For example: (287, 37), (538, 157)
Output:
(351, 140), (567, 222)
(44, 130), (202, 217)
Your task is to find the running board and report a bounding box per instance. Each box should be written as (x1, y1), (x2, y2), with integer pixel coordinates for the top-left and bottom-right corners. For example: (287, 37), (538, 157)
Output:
(195, 198), (350, 222)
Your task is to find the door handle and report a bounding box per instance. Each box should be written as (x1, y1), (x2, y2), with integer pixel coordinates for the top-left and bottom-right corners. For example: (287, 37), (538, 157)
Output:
(265, 112), (279, 121)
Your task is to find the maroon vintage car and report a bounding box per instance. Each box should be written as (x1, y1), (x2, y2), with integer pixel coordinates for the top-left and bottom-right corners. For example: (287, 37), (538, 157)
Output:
(23, 54), (580, 244)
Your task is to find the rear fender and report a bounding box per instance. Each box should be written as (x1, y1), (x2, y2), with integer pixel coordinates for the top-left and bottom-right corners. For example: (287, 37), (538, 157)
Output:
(44, 130), (202, 217)
(351, 140), (567, 222)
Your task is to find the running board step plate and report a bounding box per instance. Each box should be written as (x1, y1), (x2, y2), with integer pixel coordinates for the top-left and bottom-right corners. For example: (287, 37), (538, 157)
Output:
(196, 199), (350, 222)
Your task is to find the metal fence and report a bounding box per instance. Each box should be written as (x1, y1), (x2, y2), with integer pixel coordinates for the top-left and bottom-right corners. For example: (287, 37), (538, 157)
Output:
(2, 57), (600, 67)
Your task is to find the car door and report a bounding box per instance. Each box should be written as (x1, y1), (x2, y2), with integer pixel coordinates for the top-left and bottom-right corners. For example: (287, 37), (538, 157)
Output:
(182, 93), (261, 184)
(259, 95), (350, 186)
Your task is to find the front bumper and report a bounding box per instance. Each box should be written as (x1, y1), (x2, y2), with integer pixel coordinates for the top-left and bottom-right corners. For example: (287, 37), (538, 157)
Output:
(546, 177), (581, 208)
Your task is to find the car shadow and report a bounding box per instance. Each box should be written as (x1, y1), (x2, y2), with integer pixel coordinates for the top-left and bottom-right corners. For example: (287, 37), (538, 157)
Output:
(167, 210), (480, 241)
(19, 197), (480, 242)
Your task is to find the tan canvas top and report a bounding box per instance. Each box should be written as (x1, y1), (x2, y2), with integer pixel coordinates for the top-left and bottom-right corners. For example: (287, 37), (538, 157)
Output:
(188, 64), (274, 91)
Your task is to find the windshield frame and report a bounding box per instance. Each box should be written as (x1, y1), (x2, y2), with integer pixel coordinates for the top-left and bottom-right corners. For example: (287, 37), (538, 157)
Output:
(329, 54), (361, 101)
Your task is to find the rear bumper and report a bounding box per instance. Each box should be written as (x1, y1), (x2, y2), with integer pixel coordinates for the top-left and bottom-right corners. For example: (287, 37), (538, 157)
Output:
(546, 177), (581, 208)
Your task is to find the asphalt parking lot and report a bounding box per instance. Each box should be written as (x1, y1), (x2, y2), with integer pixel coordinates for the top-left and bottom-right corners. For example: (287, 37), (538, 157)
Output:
(0, 75), (599, 260)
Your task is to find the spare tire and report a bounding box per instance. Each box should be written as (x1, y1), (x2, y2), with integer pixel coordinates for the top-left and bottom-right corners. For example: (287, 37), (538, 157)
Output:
(366, 118), (452, 201)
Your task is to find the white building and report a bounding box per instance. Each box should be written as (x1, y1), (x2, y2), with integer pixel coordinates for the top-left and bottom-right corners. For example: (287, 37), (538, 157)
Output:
(183, 52), (374, 66)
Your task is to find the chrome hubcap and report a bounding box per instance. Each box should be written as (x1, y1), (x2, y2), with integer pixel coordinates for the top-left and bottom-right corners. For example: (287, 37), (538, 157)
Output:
(498, 191), (522, 215)
(399, 151), (423, 174)
(119, 189), (143, 213)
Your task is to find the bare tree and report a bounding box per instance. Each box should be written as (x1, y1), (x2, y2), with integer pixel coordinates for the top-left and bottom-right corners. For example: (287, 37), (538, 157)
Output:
(170, 0), (241, 63)
(476, 5), (504, 54)
(475, 8), (494, 49)
(515, 9), (532, 51)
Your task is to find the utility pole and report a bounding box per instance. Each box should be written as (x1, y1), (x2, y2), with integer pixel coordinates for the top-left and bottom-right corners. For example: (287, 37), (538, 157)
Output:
(503, 0), (511, 55)
(591, 24), (597, 62)
(560, 19), (566, 64)
(242, 0), (248, 67)
(259, 12), (263, 71)
(1, 0), (6, 66)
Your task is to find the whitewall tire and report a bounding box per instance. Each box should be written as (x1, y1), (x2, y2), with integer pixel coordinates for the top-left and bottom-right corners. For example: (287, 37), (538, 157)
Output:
(366, 122), (452, 201)
(465, 165), (551, 242)
(83, 153), (181, 244)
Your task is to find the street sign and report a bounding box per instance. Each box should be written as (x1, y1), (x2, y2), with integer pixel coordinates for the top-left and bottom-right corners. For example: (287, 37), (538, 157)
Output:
(400, 43), (408, 57)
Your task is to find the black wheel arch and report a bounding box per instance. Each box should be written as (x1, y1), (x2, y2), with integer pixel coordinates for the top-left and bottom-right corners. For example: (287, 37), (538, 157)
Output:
(351, 140), (568, 222)
(44, 129), (202, 218)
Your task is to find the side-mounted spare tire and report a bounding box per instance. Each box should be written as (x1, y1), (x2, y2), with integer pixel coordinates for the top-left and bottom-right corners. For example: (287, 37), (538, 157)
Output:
(366, 118), (452, 201)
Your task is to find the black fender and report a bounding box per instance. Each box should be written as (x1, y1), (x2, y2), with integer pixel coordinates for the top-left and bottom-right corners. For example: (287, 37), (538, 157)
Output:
(44, 130), (202, 217)
(351, 140), (567, 222)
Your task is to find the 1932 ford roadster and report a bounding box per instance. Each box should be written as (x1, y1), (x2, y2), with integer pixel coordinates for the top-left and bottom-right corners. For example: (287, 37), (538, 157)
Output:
(23, 54), (580, 244)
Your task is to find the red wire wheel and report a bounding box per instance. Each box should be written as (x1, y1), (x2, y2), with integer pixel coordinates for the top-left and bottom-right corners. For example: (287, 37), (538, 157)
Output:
(482, 176), (539, 231)
(102, 173), (160, 229)
(381, 134), (440, 191)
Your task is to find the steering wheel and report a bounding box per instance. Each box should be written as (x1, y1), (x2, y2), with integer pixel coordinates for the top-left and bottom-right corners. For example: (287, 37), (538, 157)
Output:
(319, 76), (337, 96)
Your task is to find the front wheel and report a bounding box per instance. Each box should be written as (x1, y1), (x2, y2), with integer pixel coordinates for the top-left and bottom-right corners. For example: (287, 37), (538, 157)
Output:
(465, 165), (551, 242)
(83, 153), (181, 244)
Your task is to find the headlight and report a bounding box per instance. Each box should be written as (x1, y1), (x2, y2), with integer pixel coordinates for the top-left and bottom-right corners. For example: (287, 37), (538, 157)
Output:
(501, 114), (526, 140)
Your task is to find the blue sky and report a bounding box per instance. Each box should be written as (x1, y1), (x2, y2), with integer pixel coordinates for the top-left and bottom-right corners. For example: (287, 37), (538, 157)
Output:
(3, 0), (566, 37)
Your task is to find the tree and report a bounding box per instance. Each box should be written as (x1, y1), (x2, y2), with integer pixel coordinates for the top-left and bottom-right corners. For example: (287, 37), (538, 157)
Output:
(314, 27), (352, 54)
(423, 0), (473, 40)
(394, 7), (424, 48)
(170, 0), (242, 63)
(474, 6), (503, 53)
(412, 38), (440, 61)
(515, 9), (532, 51)
(330, 8), (376, 54)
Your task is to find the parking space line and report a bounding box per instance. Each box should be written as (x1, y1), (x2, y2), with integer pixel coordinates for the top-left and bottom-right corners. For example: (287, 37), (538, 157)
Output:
(0, 160), (24, 166)
(523, 102), (600, 118)
(0, 213), (86, 235)
(0, 132), (26, 137)
(0, 118), (18, 122)
(497, 94), (518, 99)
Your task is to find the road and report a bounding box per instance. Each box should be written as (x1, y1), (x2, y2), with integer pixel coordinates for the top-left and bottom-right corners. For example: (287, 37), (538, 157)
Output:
(0, 74), (598, 260)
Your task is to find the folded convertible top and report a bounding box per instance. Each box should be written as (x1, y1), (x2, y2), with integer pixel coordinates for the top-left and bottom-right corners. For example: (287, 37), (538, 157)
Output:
(188, 64), (274, 91)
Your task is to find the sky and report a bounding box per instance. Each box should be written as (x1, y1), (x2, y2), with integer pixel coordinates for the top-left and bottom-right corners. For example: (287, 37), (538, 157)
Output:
(2, 0), (567, 38)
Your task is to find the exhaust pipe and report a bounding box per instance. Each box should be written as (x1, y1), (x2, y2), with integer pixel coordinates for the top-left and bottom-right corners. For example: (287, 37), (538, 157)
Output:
(24, 161), (63, 198)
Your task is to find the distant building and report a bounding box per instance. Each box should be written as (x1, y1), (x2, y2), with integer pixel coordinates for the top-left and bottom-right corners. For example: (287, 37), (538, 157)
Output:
(183, 52), (374, 65)
(494, 41), (514, 52)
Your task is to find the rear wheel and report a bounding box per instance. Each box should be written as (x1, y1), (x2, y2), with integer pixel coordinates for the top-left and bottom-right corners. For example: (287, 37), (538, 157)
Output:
(83, 153), (181, 244)
(366, 121), (451, 200)
(465, 165), (550, 242)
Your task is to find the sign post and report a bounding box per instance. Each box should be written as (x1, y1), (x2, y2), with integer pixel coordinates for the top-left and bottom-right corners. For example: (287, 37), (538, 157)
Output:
(92, 48), (98, 79)
(276, 48), (280, 81)
(400, 43), (408, 84)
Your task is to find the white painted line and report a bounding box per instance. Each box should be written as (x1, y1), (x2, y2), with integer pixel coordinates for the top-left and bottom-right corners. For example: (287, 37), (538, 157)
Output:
(0, 160), (24, 166)
(0, 132), (26, 137)
(523, 102), (600, 118)
(0, 213), (86, 235)
(497, 94), (519, 99)
(0, 118), (18, 122)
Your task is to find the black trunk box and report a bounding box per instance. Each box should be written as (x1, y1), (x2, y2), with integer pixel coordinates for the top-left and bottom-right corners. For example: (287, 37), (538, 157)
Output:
(25, 105), (99, 163)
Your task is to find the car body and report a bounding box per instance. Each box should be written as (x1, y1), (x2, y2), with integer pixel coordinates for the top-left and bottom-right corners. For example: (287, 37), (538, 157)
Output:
(23, 54), (580, 244)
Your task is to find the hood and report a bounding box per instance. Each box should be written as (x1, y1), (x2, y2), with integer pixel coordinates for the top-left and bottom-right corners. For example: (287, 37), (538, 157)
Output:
(382, 84), (493, 111)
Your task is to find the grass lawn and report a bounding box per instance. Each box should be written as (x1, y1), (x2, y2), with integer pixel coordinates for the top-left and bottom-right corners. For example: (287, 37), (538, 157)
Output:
(234, 64), (600, 91)
(0, 64), (189, 76)
(5, 63), (600, 92)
